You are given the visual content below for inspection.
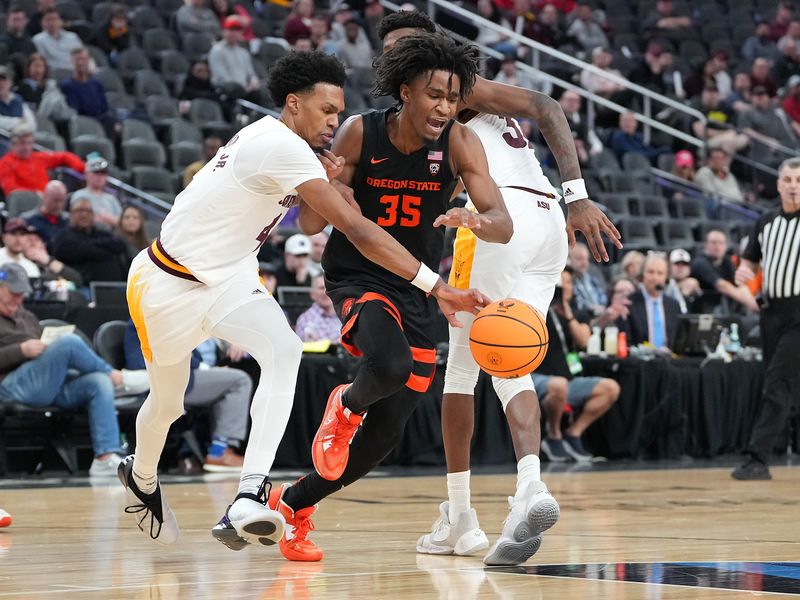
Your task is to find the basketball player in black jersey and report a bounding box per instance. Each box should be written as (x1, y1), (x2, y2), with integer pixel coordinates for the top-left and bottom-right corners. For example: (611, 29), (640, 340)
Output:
(262, 34), (513, 561)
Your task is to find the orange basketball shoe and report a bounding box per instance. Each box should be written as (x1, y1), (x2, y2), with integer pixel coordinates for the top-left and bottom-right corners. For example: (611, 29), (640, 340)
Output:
(312, 384), (363, 481)
(268, 483), (323, 562)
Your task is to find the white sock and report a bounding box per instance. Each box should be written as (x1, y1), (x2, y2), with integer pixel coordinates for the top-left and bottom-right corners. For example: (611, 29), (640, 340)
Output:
(447, 470), (471, 524)
(237, 472), (266, 498)
(132, 468), (157, 495)
(514, 454), (541, 501)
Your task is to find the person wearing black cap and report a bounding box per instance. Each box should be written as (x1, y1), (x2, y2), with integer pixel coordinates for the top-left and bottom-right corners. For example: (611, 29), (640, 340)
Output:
(732, 157), (800, 480)
(0, 262), (147, 476)
(0, 219), (41, 279)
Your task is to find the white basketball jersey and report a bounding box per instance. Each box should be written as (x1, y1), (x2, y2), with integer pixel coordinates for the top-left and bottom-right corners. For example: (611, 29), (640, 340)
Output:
(158, 116), (327, 287)
(463, 112), (559, 199)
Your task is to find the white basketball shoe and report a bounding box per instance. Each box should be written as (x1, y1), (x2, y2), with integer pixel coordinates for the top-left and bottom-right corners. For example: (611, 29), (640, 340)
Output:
(417, 501), (489, 556)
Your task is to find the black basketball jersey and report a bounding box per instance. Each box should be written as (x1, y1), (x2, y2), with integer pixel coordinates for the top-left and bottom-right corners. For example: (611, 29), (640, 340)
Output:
(322, 108), (458, 293)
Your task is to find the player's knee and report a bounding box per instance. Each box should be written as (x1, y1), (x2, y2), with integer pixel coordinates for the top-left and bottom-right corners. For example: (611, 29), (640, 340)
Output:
(443, 363), (479, 396)
(369, 347), (413, 390)
(492, 375), (535, 411)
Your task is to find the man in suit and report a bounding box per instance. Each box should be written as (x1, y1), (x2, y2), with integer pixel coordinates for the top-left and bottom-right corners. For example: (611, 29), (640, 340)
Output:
(618, 252), (681, 349)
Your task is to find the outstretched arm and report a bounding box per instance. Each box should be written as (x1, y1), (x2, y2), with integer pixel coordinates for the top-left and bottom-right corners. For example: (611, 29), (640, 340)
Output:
(436, 124), (513, 243)
(464, 77), (622, 261)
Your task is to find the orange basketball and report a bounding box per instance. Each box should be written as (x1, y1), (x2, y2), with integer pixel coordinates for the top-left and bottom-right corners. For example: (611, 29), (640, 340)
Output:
(469, 298), (549, 378)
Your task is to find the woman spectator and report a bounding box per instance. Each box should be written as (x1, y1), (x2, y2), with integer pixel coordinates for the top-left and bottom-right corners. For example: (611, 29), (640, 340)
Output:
(672, 149), (696, 183)
(283, 0), (314, 46)
(115, 205), (149, 266)
(621, 250), (645, 282)
(179, 61), (218, 103)
(16, 53), (48, 108)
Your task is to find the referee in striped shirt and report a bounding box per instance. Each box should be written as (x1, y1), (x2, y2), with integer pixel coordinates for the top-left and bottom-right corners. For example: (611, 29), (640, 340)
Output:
(732, 157), (800, 480)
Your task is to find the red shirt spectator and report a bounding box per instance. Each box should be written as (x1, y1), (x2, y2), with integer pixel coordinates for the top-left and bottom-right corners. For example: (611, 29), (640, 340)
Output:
(0, 127), (84, 196)
(283, 0), (313, 46)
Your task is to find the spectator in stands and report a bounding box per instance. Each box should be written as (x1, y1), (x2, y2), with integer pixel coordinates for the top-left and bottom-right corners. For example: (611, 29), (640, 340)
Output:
(749, 57), (778, 98)
(742, 22), (782, 65)
(211, 0), (254, 41)
(21, 228), (83, 288)
(283, 0), (314, 46)
(60, 48), (116, 137)
(0, 125), (84, 196)
(208, 16), (263, 103)
(528, 3), (566, 48)
(474, 0), (514, 54)
(309, 14), (333, 52)
(672, 149), (696, 184)
(51, 199), (128, 285)
(32, 8), (83, 72)
(691, 228), (758, 313)
(617, 252), (680, 349)
(90, 4), (132, 61)
(179, 61), (217, 103)
(580, 47), (626, 98)
(569, 241), (607, 316)
(782, 74), (800, 135)
(620, 250), (644, 282)
(124, 322), (251, 472)
(276, 234), (313, 291)
(725, 72), (754, 114)
(21, 180), (69, 246)
(258, 261), (278, 295)
(0, 219), (41, 279)
(70, 155), (122, 229)
(740, 86), (799, 168)
(0, 262), (147, 477)
(642, 0), (693, 43)
(629, 41), (682, 98)
(608, 111), (671, 164)
(778, 19), (800, 66)
(336, 19), (374, 71)
(26, 0), (55, 37)
(684, 53), (732, 100)
(295, 275), (341, 343)
(492, 55), (551, 94)
(330, 6), (372, 55)
(0, 66), (36, 133)
(308, 230), (328, 278)
(176, 0), (221, 38)
(115, 205), (149, 265)
(557, 89), (600, 165)
(591, 276), (633, 329)
(534, 266), (620, 462)
(292, 35), (314, 52)
(694, 147), (745, 202)
(690, 85), (749, 156)
(183, 136), (222, 187)
(0, 6), (37, 74)
(566, 1), (608, 55)
(770, 2), (795, 42)
(665, 248), (700, 314)
(15, 54), (48, 109)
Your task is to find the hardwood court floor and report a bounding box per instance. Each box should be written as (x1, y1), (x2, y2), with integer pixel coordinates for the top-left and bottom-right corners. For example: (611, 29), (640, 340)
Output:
(1, 466), (799, 599)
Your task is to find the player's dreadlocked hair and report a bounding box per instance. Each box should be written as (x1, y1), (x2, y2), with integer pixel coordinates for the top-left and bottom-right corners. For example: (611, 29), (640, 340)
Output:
(372, 33), (479, 103)
(377, 10), (436, 40)
(267, 51), (346, 107)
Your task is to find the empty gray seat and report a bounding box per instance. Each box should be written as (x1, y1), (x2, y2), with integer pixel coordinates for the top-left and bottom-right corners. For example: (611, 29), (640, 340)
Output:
(122, 139), (167, 169)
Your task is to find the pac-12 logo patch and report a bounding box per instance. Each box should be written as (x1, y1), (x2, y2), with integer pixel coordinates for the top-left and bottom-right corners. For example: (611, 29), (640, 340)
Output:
(429, 163), (440, 175)
(341, 298), (355, 319)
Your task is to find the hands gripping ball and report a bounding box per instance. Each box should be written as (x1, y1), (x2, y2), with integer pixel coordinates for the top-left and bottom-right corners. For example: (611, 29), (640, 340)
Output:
(469, 299), (549, 378)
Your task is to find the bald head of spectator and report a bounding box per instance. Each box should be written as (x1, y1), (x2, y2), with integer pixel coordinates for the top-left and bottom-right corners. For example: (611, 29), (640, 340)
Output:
(9, 126), (35, 160)
(591, 46), (612, 68)
(704, 229), (728, 262)
(42, 180), (67, 215)
(569, 242), (590, 275)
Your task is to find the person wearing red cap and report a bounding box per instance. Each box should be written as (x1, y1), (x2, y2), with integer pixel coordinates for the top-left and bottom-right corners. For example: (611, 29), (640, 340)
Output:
(208, 15), (263, 104)
(0, 125), (84, 196)
(672, 149), (696, 185)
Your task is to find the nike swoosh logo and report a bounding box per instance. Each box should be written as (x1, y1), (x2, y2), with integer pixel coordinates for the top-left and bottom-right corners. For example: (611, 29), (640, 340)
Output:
(370, 157), (389, 164)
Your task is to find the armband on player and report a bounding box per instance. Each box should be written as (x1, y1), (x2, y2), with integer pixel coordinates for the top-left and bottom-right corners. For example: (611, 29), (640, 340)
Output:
(561, 178), (588, 204)
(410, 263), (439, 294)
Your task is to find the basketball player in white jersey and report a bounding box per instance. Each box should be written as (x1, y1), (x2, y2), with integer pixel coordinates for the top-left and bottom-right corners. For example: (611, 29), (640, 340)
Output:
(119, 51), (489, 547)
(377, 12), (622, 566)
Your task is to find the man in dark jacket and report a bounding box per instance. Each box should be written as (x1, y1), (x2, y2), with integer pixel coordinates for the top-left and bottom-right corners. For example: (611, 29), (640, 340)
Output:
(617, 252), (681, 348)
(51, 198), (127, 285)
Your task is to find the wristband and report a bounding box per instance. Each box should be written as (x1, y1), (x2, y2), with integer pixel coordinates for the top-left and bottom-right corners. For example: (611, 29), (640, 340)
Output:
(561, 178), (588, 204)
(410, 262), (439, 293)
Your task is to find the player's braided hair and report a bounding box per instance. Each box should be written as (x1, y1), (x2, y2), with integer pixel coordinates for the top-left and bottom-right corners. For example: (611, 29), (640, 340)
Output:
(267, 51), (346, 107)
(377, 10), (436, 40)
(372, 33), (479, 103)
